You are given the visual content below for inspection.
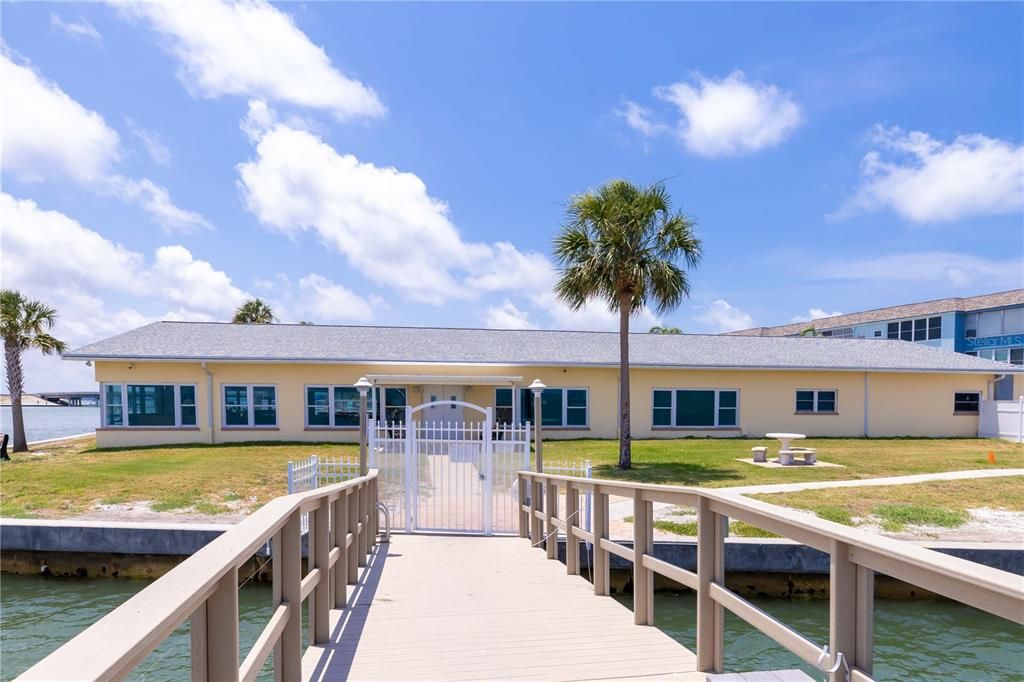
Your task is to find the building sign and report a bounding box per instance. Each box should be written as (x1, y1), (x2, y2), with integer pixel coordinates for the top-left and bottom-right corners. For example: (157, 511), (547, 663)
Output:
(965, 334), (1024, 350)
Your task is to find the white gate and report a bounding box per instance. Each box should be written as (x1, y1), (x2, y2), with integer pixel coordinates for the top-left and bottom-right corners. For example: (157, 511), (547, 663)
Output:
(368, 400), (530, 535)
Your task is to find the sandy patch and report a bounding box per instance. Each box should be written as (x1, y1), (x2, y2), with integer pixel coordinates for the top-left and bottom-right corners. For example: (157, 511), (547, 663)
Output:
(71, 499), (253, 525)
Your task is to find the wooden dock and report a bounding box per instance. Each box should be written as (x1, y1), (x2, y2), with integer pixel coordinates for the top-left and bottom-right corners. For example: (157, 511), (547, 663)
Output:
(302, 535), (702, 681)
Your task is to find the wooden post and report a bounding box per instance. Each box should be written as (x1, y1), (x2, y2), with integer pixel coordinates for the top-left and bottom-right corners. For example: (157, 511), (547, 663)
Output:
(357, 483), (368, 567)
(347, 489), (359, 584)
(545, 481), (558, 560)
(565, 482), (579, 576)
(270, 529), (282, 682)
(206, 568), (239, 681)
(189, 600), (208, 682)
(831, 540), (866, 681)
(697, 497), (724, 673)
(530, 479), (542, 545)
(334, 495), (348, 608)
(856, 565), (875, 677)
(313, 498), (330, 644)
(280, 512), (302, 682)
(633, 489), (653, 626)
(518, 473), (528, 539)
(593, 490), (609, 596)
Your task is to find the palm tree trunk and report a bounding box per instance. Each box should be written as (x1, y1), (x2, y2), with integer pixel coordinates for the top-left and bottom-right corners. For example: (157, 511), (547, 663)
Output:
(618, 292), (632, 470)
(4, 339), (27, 452)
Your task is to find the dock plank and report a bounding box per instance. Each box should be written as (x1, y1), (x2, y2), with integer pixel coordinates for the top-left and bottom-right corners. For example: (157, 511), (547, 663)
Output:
(302, 535), (702, 681)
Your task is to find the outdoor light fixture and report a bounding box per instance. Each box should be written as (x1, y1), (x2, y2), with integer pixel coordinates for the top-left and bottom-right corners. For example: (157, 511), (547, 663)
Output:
(529, 378), (546, 395)
(354, 376), (372, 395)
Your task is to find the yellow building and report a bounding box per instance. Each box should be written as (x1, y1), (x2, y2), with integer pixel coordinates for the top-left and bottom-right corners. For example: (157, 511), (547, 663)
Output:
(64, 322), (1021, 448)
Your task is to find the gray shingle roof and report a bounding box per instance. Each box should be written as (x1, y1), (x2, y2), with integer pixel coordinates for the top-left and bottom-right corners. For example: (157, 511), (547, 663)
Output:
(63, 321), (1020, 374)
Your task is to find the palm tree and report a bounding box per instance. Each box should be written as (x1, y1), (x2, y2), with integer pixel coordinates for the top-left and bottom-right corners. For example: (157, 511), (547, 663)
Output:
(232, 298), (276, 324)
(649, 326), (682, 334)
(554, 180), (701, 469)
(1, 290), (68, 454)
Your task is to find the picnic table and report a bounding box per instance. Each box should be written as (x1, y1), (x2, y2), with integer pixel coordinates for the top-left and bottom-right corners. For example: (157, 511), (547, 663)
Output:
(765, 432), (806, 451)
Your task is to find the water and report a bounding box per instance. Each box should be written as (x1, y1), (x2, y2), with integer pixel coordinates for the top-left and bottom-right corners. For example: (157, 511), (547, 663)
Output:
(3, 574), (1021, 681)
(0, 574), (290, 681)
(0, 406), (97, 443)
(620, 592), (1024, 681)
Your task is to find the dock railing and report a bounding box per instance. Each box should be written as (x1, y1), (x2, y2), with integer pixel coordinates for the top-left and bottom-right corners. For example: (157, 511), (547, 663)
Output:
(19, 471), (380, 682)
(518, 471), (1024, 682)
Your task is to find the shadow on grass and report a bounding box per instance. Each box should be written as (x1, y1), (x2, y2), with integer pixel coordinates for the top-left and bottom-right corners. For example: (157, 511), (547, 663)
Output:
(591, 461), (744, 486)
(82, 440), (361, 454)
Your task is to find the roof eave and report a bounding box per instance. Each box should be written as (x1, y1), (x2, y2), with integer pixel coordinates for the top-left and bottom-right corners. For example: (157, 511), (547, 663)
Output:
(61, 354), (1020, 374)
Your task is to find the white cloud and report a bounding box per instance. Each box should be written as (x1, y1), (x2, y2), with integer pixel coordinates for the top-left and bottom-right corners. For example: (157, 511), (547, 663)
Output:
(695, 299), (755, 333)
(532, 292), (662, 332)
(484, 300), (537, 330)
(650, 70), (802, 157)
(237, 120), (550, 304)
(1, 50), (209, 232)
(102, 176), (212, 232)
(1, 50), (120, 183)
(834, 126), (1024, 223)
(790, 308), (844, 323)
(295, 274), (375, 322)
(810, 251), (1024, 289)
(1, 192), (247, 346)
(116, 0), (384, 120)
(152, 245), (248, 313)
(618, 101), (668, 139)
(126, 118), (171, 166)
(49, 13), (103, 45)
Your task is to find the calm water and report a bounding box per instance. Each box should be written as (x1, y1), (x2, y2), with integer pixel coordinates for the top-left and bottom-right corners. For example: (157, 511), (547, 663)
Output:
(2, 575), (1021, 681)
(0, 406), (97, 443)
(621, 592), (1024, 681)
(0, 574), (290, 681)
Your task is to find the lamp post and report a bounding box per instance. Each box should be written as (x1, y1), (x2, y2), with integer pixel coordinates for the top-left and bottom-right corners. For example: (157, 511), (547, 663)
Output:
(529, 379), (546, 473)
(354, 377), (372, 476)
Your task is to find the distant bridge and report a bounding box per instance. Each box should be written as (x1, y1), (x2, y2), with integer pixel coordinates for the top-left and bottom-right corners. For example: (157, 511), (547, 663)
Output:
(34, 392), (100, 406)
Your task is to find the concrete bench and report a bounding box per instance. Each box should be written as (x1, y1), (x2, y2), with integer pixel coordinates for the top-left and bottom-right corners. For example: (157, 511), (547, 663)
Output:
(751, 446), (768, 463)
(778, 448), (816, 465)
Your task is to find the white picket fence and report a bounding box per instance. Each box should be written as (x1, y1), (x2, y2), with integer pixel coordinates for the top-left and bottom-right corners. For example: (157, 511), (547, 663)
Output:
(979, 397), (1024, 442)
(285, 452), (594, 534)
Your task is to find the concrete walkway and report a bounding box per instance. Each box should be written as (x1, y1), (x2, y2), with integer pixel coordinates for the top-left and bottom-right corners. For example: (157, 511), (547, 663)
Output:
(723, 467), (1024, 496)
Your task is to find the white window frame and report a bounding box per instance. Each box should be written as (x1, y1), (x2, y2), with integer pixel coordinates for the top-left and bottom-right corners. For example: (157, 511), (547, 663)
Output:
(304, 384), (375, 429)
(221, 384), (278, 428)
(953, 391), (981, 415)
(509, 386), (590, 428)
(651, 388), (740, 428)
(795, 388), (839, 414)
(888, 316), (942, 342)
(100, 382), (197, 428)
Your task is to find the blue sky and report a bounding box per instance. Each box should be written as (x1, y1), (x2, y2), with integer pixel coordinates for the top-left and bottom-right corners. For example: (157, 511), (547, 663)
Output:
(3, 1), (1022, 390)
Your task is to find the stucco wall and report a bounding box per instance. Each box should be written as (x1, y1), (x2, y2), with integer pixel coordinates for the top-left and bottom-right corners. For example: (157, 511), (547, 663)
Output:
(93, 360), (996, 447)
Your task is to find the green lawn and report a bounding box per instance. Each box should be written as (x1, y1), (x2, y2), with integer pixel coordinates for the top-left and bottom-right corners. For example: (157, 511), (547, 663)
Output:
(749, 476), (1024, 531)
(0, 435), (1020, 519)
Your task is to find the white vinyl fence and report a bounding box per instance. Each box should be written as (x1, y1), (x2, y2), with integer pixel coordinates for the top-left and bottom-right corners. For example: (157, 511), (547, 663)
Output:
(544, 460), (593, 532)
(979, 397), (1024, 442)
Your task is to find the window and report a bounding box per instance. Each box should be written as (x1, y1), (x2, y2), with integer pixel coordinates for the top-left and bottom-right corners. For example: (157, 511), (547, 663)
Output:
(1011, 348), (1024, 365)
(515, 387), (589, 428)
(651, 389), (739, 428)
(795, 389), (837, 414)
(382, 387), (407, 423)
(223, 385), (277, 427)
(953, 392), (980, 415)
(304, 385), (373, 427)
(978, 311), (1002, 338)
(102, 384), (197, 428)
(495, 388), (514, 424)
(965, 313), (978, 338)
(887, 317), (942, 341)
(820, 327), (853, 338)
(873, 330), (882, 338)
(1004, 308), (1024, 335)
